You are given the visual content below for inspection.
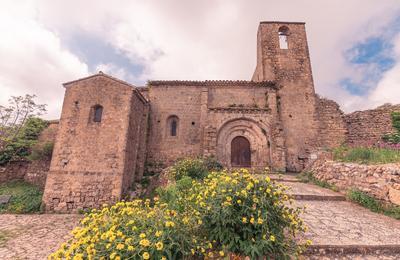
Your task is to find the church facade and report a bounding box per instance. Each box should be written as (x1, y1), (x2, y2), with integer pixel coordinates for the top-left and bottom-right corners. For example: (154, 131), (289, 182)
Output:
(43, 21), (350, 212)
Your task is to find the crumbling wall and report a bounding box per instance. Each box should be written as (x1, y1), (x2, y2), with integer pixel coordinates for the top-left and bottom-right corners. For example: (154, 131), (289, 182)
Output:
(316, 96), (347, 149)
(345, 104), (400, 146)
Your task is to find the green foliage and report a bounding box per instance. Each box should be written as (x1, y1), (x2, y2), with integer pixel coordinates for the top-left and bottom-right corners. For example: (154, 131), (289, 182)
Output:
(333, 146), (400, 164)
(28, 141), (54, 161)
(202, 155), (223, 171)
(169, 158), (208, 181)
(347, 189), (400, 220)
(0, 181), (43, 214)
(52, 169), (309, 259)
(0, 117), (48, 165)
(391, 111), (400, 132)
(297, 171), (338, 191)
(382, 111), (400, 143)
(382, 132), (400, 143)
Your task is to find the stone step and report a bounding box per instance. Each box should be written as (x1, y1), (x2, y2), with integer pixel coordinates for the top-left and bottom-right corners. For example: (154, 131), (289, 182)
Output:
(280, 181), (346, 201)
(297, 200), (400, 259)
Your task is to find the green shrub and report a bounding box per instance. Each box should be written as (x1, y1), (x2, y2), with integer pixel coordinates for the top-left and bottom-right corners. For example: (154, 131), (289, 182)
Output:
(0, 117), (48, 165)
(203, 155), (223, 171)
(0, 181), (43, 213)
(51, 169), (309, 259)
(333, 146), (400, 164)
(169, 158), (208, 181)
(169, 157), (223, 181)
(28, 141), (54, 161)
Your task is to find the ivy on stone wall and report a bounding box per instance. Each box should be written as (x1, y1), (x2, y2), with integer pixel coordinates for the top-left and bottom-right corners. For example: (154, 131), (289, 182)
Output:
(391, 112), (400, 132)
(382, 111), (400, 144)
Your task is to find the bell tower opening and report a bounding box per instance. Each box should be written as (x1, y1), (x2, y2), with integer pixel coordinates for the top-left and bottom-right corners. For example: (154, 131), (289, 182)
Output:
(231, 136), (251, 167)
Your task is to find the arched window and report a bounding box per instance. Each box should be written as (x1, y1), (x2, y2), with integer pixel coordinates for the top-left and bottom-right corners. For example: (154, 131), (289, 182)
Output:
(93, 105), (103, 122)
(278, 26), (289, 49)
(167, 115), (179, 137)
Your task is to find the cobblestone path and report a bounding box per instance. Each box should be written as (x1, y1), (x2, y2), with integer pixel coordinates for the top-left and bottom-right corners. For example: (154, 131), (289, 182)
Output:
(0, 214), (81, 259)
(0, 176), (399, 259)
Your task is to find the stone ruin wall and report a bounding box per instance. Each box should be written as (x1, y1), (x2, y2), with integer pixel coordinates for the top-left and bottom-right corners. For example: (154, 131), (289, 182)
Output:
(309, 158), (400, 206)
(0, 120), (59, 188)
(345, 104), (400, 146)
(315, 96), (347, 149)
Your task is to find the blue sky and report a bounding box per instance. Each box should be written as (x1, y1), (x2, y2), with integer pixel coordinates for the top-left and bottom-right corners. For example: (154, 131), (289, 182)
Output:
(341, 17), (400, 97)
(1, 0), (400, 118)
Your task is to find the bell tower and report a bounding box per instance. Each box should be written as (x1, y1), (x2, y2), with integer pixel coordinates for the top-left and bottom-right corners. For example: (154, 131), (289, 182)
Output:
(252, 21), (318, 171)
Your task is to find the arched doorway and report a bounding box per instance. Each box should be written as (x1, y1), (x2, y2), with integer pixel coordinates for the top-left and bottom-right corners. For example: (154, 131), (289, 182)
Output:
(231, 136), (251, 167)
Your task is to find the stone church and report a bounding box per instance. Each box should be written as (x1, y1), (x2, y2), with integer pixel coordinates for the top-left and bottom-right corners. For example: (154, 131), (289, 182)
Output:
(42, 21), (389, 212)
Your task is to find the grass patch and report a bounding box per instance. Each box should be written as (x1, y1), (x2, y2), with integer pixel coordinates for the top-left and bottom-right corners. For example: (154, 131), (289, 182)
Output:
(297, 171), (338, 191)
(333, 146), (400, 164)
(0, 181), (43, 214)
(347, 189), (400, 220)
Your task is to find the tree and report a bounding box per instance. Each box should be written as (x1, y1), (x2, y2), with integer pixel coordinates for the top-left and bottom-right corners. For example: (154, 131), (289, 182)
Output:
(0, 95), (47, 164)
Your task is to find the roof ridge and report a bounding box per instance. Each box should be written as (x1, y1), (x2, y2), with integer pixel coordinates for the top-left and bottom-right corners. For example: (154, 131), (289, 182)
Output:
(148, 80), (277, 88)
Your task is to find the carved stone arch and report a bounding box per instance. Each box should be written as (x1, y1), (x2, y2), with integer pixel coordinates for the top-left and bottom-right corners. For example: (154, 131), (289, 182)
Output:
(216, 118), (271, 169)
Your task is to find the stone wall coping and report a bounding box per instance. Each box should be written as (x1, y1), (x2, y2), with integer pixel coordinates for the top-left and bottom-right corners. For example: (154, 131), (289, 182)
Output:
(148, 80), (278, 89)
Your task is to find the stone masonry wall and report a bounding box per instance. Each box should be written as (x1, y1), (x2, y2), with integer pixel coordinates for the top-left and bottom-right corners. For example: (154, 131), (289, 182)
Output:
(252, 22), (319, 172)
(310, 159), (400, 205)
(43, 73), (148, 212)
(0, 160), (50, 188)
(345, 104), (400, 146)
(316, 96), (347, 149)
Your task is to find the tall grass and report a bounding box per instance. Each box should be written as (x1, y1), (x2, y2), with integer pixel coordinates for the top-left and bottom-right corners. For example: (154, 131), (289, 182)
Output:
(333, 146), (400, 164)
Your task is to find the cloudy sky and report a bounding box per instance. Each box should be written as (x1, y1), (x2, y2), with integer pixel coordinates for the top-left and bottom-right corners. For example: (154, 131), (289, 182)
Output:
(1, 0), (400, 119)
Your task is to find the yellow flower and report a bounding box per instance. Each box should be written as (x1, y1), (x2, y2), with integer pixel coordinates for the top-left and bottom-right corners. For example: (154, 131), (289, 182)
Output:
(265, 176), (271, 182)
(110, 252), (117, 259)
(191, 249), (195, 255)
(250, 217), (255, 224)
(155, 231), (162, 237)
(219, 251), (225, 256)
(242, 217), (247, 223)
(73, 254), (84, 260)
(161, 257), (167, 260)
(266, 188), (271, 194)
(257, 218), (263, 224)
(270, 235), (276, 242)
(226, 196), (232, 202)
(116, 243), (124, 250)
(142, 252), (150, 259)
(139, 239), (151, 247)
(198, 219), (203, 225)
(165, 221), (175, 227)
(139, 233), (146, 238)
(127, 245), (134, 251)
(156, 241), (164, 250)
(237, 199), (242, 204)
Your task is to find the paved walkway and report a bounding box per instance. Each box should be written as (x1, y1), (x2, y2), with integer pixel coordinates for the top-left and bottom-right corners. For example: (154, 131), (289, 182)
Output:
(0, 214), (80, 259)
(278, 178), (400, 259)
(0, 176), (399, 259)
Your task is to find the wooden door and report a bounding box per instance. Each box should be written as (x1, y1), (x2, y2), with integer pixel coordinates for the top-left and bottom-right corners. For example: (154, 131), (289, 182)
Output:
(231, 136), (251, 167)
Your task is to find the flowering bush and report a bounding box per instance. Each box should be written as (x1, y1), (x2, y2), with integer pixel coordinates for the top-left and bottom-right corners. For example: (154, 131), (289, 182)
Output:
(168, 156), (222, 181)
(164, 169), (308, 258)
(50, 169), (308, 259)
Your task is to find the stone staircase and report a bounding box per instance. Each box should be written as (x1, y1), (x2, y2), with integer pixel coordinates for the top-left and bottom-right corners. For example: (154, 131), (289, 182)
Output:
(269, 174), (400, 259)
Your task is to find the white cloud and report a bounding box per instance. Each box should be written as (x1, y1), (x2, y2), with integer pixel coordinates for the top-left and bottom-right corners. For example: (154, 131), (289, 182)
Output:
(0, 0), (88, 119)
(1, 0), (400, 117)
